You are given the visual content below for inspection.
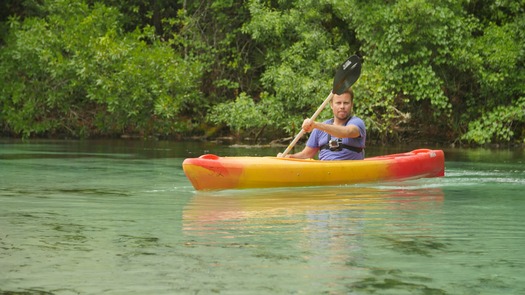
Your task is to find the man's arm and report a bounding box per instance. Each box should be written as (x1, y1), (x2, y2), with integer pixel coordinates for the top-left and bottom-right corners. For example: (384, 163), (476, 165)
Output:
(302, 119), (361, 138)
(279, 146), (319, 159)
(288, 146), (319, 159)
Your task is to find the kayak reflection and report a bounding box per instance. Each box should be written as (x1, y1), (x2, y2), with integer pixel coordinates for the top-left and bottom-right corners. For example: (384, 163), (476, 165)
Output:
(182, 184), (445, 280)
(182, 185), (445, 235)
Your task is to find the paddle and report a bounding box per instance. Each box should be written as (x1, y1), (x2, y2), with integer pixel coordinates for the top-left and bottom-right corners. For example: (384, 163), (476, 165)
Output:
(278, 55), (362, 157)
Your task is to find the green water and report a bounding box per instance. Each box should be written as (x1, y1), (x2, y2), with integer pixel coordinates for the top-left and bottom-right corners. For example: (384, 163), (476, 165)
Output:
(1, 140), (524, 294)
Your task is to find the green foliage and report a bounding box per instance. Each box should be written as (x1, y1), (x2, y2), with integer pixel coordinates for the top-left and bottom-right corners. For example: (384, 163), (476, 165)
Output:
(456, 1), (525, 144)
(462, 97), (525, 144)
(1, 0), (524, 144)
(331, 0), (470, 141)
(216, 0), (353, 136)
(235, 0), (525, 145)
(208, 92), (284, 138)
(174, 0), (256, 107)
(0, 0), (201, 138)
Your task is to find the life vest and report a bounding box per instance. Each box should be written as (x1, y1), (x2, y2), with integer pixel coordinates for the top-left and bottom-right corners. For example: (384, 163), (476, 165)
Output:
(319, 117), (364, 153)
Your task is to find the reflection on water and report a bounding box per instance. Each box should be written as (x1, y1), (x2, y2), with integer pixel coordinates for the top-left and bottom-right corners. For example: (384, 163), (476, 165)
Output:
(181, 185), (452, 294)
(183, 185), (445, 237)
(1, 140), (524, 294)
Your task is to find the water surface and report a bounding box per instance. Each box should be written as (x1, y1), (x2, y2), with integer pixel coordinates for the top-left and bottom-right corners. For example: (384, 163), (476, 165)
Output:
(1, 140), (524, 294)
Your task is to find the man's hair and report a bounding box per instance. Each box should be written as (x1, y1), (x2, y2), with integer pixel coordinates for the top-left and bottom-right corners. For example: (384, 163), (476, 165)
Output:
(335, 88), (354, 103)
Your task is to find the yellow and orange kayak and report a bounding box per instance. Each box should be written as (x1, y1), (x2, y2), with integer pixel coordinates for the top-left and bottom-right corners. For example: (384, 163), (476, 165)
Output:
(182, 149), (445, 191)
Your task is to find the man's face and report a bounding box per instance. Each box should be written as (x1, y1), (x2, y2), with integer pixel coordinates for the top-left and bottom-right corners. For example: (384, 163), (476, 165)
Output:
(330, 93), (353, 120)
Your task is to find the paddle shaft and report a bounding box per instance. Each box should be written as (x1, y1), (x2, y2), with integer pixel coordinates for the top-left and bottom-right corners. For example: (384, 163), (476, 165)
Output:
(279, 91), (334, 157)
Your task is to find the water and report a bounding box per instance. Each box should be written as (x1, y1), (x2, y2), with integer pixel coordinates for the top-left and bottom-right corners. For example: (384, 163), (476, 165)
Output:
(1, 140), (524, 294)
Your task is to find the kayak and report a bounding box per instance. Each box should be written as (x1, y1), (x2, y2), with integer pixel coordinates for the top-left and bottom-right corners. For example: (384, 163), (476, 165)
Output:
(182, 149), (445, 191)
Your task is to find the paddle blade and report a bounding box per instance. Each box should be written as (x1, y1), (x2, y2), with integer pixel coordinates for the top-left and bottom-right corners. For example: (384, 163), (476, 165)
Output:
(332, 55), (362, 95)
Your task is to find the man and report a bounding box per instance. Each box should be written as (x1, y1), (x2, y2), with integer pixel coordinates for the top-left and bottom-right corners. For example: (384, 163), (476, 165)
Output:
(283, 89), (366, 160)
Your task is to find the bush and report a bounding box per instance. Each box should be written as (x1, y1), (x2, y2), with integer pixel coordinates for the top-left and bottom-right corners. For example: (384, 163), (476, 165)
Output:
(0, 0), (202, 138)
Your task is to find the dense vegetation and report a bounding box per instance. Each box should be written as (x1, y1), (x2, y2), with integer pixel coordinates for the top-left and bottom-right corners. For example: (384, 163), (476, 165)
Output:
(1, 0), (524, 145)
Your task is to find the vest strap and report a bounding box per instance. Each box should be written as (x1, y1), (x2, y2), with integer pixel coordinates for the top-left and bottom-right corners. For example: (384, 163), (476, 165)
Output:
(319, 117), (363, 153)
(320, 143), (363, 153)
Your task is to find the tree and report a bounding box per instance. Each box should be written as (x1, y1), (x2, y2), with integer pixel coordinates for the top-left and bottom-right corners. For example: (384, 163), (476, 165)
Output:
(0, 0), (202, 138)
(1, 0), (523, 144)
(459, 0), (525, 144)
(210, 0), (525, 145)
(210, 0), (356, 139)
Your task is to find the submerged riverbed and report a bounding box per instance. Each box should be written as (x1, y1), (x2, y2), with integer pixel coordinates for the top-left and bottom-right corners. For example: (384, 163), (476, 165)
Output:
(1, 140), (524, 294)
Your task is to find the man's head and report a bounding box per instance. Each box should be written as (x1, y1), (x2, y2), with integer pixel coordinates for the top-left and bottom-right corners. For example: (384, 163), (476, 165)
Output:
(330, 88), (354, 121)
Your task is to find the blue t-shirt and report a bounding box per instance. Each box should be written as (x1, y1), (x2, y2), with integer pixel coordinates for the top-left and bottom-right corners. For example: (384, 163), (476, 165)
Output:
(306, 116), (366, 160)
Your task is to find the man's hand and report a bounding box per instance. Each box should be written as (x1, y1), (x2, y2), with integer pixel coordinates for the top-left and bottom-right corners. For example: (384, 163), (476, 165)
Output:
(302, 118), (316, 133)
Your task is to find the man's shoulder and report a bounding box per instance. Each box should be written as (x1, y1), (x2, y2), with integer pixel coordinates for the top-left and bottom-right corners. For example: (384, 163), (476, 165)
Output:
(348, 116), (365, 125)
